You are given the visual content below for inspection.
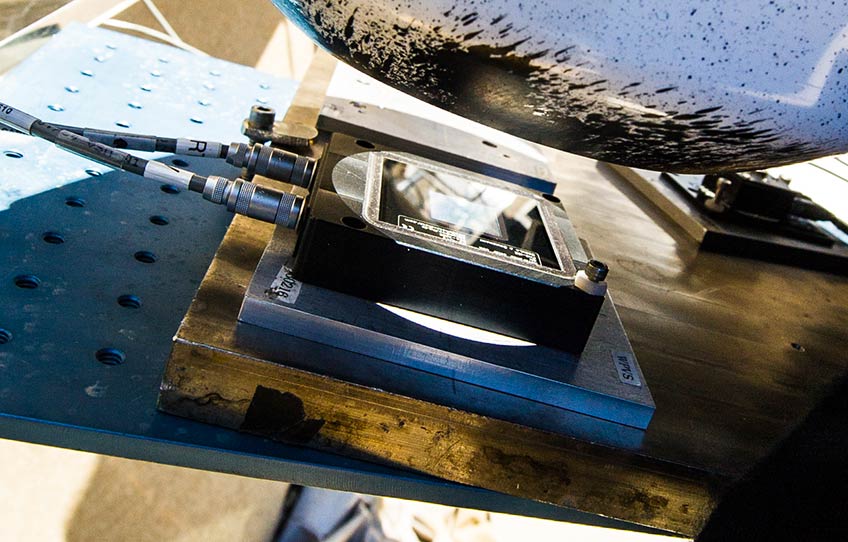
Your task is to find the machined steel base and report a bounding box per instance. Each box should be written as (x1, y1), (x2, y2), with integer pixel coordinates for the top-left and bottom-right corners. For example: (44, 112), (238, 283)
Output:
(238, 226), (654, 438)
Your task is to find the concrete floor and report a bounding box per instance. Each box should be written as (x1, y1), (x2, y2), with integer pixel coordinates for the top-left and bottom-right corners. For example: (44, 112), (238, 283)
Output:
(0, 0), (69, 40)
(0, 438), (684, 542)
(0, 438), (290, 541)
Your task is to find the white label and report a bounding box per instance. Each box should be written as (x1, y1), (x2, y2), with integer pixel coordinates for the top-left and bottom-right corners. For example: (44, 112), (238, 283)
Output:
(398, 215), (467, 245)
(0, 103), (36, 132)
(612, 351), (642, 387)
(143, 161), (194, 187)
(176, 138), (223, 157)
(266, 265), (302, 304)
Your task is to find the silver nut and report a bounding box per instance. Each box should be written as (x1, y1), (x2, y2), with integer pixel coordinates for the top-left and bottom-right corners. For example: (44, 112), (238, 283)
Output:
(585, 260), (609, 282)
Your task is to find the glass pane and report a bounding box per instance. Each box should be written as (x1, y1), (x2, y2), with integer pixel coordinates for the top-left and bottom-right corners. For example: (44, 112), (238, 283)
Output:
(379, 158), (560, 269)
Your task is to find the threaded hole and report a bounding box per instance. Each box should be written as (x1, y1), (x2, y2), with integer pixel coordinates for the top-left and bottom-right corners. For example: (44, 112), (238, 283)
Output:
(96, 348), (125, 366)
(117, 294), (141, 309)
(342, 216), (366, 229)
(4, 150), (23, 158)
(134, 251), (157, 264)
(85, 169), (102, 177)
(160, 184), (180, 194)
(65, 196), (86, 207)
(149, 215), (169, 226)
(14, 274), (41, 289)
(0, 329), (11, 345)
(42, 231), (65, 244)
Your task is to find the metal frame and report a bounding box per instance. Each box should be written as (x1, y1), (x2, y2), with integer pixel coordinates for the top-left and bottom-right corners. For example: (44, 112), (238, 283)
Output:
(359, 151), (578, 282)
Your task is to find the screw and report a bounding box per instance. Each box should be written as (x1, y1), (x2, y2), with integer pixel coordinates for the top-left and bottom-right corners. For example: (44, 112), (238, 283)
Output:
(248, 105), (275, 131)
(585, 260), (608, 282)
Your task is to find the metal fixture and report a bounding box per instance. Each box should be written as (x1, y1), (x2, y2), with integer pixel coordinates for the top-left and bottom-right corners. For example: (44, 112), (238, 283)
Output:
(248, 105), (276, 131)
(201, 176), (303, 228)
(575, 260), (609, 297)
(225, 142), (315, 187)
(0, 102), (309, 228)
(45, 123), (317, 187)
(585, 260), (609, 282)
(609, 164), (848, 274)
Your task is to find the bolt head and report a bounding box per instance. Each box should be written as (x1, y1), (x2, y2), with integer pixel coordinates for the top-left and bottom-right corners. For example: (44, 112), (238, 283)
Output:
(585, 260), (609, 282)
(248, 105), (276, 130)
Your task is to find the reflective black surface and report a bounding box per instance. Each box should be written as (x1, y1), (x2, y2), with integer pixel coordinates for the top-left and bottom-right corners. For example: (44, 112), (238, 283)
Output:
(379, 158), (559, 269)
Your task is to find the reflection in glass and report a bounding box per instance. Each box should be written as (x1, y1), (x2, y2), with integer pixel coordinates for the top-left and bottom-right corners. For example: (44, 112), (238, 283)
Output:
(379, 159), (560, 269)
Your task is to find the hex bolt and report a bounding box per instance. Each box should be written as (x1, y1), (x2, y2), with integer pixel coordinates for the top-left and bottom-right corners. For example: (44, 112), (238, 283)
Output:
(585, 260), (609, 282)
(248, 105), (276, 131)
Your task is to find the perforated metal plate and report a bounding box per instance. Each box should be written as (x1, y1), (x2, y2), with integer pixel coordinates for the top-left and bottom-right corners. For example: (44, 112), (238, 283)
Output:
(0, 26), (296, 425)
(0, 23), (295, 211)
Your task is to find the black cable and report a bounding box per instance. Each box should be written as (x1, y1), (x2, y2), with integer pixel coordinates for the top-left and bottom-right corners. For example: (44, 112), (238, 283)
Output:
(1, 101), (206, 189)
(48, 123), (227, 158)
(30, 121), (149, 175)
(0, 101), (306, 227)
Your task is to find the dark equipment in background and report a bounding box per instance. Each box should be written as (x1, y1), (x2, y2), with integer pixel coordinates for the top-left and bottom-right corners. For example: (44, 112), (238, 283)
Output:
(610, 165), (848, 274)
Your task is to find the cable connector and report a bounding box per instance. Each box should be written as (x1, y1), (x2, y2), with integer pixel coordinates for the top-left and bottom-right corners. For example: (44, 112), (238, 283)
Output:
(201, 176), (303, 228)
(226, 142), (315, 188)
(1, 101), (307, 229)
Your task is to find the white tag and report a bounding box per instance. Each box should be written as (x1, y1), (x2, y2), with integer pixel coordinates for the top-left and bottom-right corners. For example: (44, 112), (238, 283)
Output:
(143, 161), (194, 187)
(0, 103), (36, 132)
(612, 351), (642, 387)
(176, 138), (223, 157)
(266, 265), (302, 304)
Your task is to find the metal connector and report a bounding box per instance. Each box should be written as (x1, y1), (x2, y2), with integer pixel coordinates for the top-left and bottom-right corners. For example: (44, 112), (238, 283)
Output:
(584, 260), (609, 282)
(202, 176), (303, 228)
(226, 142), (315, 188)
(575, 260), (609, 297)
